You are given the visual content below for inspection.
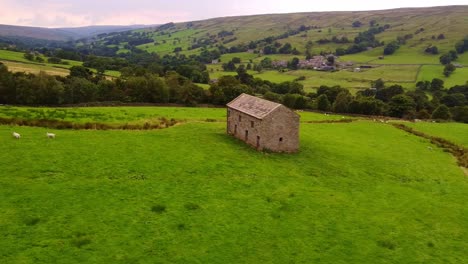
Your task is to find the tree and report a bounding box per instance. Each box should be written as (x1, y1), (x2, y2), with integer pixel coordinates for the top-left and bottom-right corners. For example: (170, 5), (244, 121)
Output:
(222, 61), (236, 72)
(47, 57), (62, 64)
(64, 77), (98, 103)
(384, 41), (400, 55)
(69, 66), (93, 80)
(279, 43), (293, 54)
(431, 105), (452, 120)
(425, 46), (439, 55)
(450, 106), (468, 123)
(352, 21), (363, 28)
(388, 95), (416, 118)
(440, 93), (466, 107)
(289, 57), (300, 70)
(23, 53), (35, 61)
(430, 78), (444, 91)
(332, 91), (352, 113)
(317, 94), (331, 111)
(209, 76), (252, 104)
(372, 78), (385, 89)
(348, 97), (385, 115)
(443, 63), (456, 77)
(231, 57), (241, 63)
(375, 85), (404, 102)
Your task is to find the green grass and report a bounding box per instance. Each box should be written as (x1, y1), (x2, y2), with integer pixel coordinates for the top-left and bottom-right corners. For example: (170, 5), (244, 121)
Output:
(0, 60), (71, 76)
(0, 49), (43, 63)
(0, 50), (121, 78)
(405, 122), (468, 147)
(0, 106), (350, 125)
(417, 65), (468, 87)
(0, 116), (466, 263)
(220, 52), (259, 63)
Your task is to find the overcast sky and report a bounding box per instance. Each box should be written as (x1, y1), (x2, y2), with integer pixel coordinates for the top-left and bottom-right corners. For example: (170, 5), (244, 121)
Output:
(1, 0), (467, 28)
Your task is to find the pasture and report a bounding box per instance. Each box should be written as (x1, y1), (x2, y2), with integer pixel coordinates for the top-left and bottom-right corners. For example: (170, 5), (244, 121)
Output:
(0, 106), (467, 263)
(0, 50), (120, 77)
(0, 106), (348, 125)
(405, 122), (468, 148)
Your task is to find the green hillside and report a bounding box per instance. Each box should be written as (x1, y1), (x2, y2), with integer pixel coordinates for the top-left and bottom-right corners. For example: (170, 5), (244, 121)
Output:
(113, 6), (468, 90)
(0, 50), (120, 77)
(0, 106), (467, 263)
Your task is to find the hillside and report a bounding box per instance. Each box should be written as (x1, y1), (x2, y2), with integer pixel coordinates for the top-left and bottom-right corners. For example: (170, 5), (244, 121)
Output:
(0, 24), (153, 41)
(132, 6), (468, 55)
(0, 106), (467, 263)
(116, 5), (468, 89)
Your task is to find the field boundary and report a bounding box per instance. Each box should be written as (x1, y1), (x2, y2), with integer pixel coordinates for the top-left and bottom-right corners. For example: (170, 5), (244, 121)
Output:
(392, 123), (468, 170)
(0, 117), (178, 130)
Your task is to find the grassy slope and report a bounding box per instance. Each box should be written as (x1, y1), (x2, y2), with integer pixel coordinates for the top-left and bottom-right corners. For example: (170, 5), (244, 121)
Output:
(405, 122), (468, 147)
(0, 50), (120, 77)
(131, 6), (468, 89)
(0, 114), (467, 263)
(0, 106), (348, 124)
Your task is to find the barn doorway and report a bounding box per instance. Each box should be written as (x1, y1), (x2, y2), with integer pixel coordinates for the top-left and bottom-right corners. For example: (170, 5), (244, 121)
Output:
(256, 136), (260, 148)
(245, 130), (249, 141)
(234, 125), (237, 135)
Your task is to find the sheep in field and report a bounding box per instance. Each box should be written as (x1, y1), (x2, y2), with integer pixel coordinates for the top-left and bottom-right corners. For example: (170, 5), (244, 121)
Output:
(46, 132), (56, 139)
(12, 132), (20, 139)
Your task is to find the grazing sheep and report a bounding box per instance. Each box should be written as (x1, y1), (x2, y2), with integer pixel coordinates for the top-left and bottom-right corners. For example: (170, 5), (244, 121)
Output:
(12, 132), (20, 139)
(46, 132), (56, 139)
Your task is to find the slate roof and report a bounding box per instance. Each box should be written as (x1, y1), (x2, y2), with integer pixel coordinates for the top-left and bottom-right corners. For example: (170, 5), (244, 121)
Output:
(227, 93), (283, 119)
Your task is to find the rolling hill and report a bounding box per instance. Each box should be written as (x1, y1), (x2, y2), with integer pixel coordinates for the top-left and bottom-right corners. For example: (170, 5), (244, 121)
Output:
(0, 24), (154, 41)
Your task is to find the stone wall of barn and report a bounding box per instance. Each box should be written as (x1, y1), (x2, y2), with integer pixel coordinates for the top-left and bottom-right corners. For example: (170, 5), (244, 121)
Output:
(227, 106), (299, 153)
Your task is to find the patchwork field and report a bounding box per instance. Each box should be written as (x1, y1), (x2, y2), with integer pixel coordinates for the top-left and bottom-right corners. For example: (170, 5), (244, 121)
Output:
(0, 106), (467, 263)
(405, 122), (468, 148)
(0, 50), (120, 77)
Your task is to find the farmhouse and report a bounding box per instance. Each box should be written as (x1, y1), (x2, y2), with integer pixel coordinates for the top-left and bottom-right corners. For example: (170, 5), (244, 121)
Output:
(226, 94), (300, 152)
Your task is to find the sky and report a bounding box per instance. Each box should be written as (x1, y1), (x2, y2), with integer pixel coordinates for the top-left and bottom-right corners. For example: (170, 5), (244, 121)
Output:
(0, 0), (467, 28)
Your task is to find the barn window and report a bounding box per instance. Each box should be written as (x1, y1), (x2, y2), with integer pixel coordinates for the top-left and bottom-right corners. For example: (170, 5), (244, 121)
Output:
(279, 137), (283, 142)
(251, 121), (254, 128)
(239, 115), (242, 122)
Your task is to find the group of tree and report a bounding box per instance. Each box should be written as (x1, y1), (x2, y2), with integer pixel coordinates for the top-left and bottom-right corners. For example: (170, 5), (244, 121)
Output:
(1, 62), (466, 123)
(336, 24), (389, 56)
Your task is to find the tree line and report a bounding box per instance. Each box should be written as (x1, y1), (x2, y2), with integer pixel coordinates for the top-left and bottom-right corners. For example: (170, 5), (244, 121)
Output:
(0, 62), (466, 123)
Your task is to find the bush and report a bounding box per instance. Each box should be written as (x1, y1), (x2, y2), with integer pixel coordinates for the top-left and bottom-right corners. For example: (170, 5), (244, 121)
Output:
(432, 105), (452, 120)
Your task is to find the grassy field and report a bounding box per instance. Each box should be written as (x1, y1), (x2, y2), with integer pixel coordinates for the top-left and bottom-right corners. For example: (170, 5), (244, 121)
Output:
(417, 65), (468, 88)
(405, 122), (468, 147)
(124, 6), (468, 90)
(0, 109), (467, 263)
(0, 60), (70, 76)
(0, 106), (350, 125)
(0, 50), (121, 77)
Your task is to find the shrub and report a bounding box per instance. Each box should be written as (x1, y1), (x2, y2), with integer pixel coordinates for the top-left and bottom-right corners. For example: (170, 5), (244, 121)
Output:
(432, 105), (452, 120)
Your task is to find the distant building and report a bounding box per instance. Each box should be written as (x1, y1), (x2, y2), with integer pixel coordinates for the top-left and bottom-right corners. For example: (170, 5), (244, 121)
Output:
(226, 94), (300, 153)
(272, 60), (288, 68)
(211, 59), (219, 64)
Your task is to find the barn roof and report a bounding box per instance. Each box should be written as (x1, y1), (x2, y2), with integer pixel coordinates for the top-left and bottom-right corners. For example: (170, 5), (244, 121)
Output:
(227, 93), (283, 119)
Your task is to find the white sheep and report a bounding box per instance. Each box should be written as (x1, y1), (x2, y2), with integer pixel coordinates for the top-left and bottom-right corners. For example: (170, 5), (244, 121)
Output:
(46, 132), (56, 139)
(12, 132), (20, 139)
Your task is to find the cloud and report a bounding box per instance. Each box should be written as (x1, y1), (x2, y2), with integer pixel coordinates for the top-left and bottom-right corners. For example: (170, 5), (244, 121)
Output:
(0, 0), (467, 27)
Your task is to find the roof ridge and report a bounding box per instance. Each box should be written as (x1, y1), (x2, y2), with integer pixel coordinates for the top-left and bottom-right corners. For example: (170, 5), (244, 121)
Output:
(226, 93), (284, 120)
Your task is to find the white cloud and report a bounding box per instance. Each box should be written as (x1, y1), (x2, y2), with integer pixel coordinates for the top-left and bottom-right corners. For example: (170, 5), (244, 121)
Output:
(0, 0), (467, 27)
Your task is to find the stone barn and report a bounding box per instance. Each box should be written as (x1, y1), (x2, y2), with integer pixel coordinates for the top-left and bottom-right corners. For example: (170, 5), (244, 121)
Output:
(226, 93), (300, 153)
